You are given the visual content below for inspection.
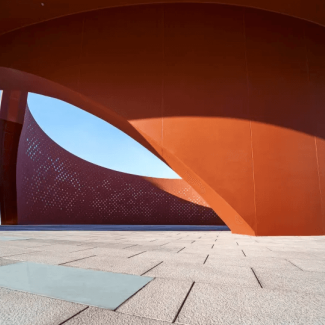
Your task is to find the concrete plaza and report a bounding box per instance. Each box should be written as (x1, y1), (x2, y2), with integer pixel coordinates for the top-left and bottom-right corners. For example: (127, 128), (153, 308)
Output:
(0, 225), (324, 324)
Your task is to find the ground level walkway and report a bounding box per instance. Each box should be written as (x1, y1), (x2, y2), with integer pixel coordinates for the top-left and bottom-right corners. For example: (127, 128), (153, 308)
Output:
(0, 225), (324, 324)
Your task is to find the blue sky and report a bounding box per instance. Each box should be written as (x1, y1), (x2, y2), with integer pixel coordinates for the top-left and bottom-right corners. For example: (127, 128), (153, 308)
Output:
(26, 93), (180, 178)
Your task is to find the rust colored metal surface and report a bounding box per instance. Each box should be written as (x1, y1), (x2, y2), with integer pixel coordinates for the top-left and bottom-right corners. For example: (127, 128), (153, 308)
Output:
(1, 3), (325, 234)
(17, 108), (222, 225)
(1, 0), (325, 37)
(0, 90), (27, 225)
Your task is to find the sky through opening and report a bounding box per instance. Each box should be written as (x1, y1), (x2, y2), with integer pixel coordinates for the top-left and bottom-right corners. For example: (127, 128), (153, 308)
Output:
(26, 93), (180, 178)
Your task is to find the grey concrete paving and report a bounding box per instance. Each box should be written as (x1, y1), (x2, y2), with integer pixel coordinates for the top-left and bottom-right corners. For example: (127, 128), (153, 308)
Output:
(65, 255), (163, 275)
(65, 307), (172, 324)
(27, 244), (94, 252)
(0, 286), (86, 325)
(146, 262), (260, 288)
(0, 246), (40, 258)
(253, 267), (325, 294)
(118, 278), (192, 322)
(80, 247), (138, 257)
(0, 257), (21, 267)
(133, 251), (207, 264)
(0, 240), (53, 248)
(0, 226), (324, 324)
(206, 255), (299, 271)
(176, 282), (325, 325)
(8, 250), (98, 265)
(288, 258), (325, 272)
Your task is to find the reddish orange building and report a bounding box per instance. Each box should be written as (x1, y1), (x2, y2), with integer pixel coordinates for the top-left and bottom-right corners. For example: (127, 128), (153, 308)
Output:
(0, 1), (325, 235)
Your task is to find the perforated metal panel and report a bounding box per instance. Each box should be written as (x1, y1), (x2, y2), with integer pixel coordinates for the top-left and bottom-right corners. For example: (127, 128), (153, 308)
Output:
(16, 109), (223, 225)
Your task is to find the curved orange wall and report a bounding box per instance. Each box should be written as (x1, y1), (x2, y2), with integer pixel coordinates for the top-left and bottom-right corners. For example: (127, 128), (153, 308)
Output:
(143, 178), (210, 207)
(0, 3), (325, 235)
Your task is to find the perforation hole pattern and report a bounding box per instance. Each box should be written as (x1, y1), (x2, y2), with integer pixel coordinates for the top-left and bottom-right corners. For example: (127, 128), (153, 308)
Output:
(16, 108), (223, 225)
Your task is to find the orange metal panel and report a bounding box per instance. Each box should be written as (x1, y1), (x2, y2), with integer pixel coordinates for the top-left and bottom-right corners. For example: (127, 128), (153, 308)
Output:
(245, 9), (323, 235)
(306, 22), (325, 234)
(0, 4), (324, 235)
(78, 5), (164, 145)
(1, 0), (325, 36)
(162, 5), (256, 233)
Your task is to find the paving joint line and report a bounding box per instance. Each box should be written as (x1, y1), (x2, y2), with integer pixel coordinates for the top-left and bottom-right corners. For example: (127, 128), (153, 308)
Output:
(242, 250), (246, 257)
(286, 259), (304, 271)
(160, 242), (170, 246)
(59, 255), (96, 265)
(141, 261), (163, 275)
(59, 306), (89, 324)
(177, 247), (185, 253)
(73, 243), (86, 246)
(203, 254), (209, 264)
(251, 267), (263, 288)
(26, 244), (54, 248)
(128, 251), (146, 258)
(172, 282), (195, 323)
(72, 247), (97, 252)
(2, 250), (42, 258)
(123, 244), (138, 249)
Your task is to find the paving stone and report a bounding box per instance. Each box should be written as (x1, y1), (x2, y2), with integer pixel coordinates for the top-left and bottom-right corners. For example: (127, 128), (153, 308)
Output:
(176, 282), (325, 325)
(9, 250), (97, 265)
(31, 244), (92, 253)
(80, 247), (135, 257)
(241, 249), (279, 258)
(146, 262), (260, 288)
(179, 247), (212, 254)
(288, 258), (325, 272)
(158, 244), (188, 251)
(0, 286), (86, 325)
(208, 249), (245, 257)
(0, 240), (53, 248)
(0, 246), (39, 257)
(118, 278), (192, 322)
(135, 251), (207, 264)
(125, 245), (181, 253)
(0, 258), (21, 267)
(237, 245), (272, 252)
(267, 246), (324, 252)
(309, 252), (325, 260)
(270, 250), (321, 260)
(76, 242), (131, 249)
(65, 255), (163, 275)
(253, 267), (325, 294)
(65, 307), (171, 324)
(206, 256), (298, 271)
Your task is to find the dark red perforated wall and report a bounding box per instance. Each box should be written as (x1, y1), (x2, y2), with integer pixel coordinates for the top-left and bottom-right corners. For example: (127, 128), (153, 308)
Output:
(16, 108), (223, 225)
